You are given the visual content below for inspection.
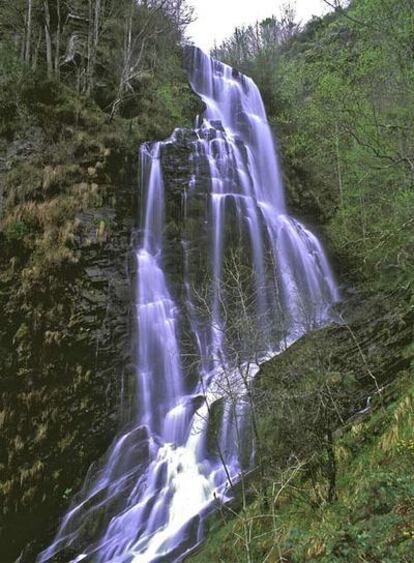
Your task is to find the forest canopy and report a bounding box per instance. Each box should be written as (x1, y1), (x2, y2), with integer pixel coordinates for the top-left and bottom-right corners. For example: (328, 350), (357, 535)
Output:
(0, 0), (194, 121)
(213, 0), (414, 294)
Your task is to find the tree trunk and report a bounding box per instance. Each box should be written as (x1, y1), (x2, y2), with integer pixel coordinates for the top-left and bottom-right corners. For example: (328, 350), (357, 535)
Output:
(110, 1), (133, 120)
(87, 0), (102, 96)
(54, 0), (61, 79)
(24, 0), (33, 64)
(326, 428), (337, 503)
(32, 32), (41, 70)
(43, 0), (53, 78)
(335, 121), (344, 207)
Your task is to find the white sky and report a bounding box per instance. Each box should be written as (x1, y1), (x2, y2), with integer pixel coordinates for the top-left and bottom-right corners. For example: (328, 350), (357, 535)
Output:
(187, 0), (329, 52)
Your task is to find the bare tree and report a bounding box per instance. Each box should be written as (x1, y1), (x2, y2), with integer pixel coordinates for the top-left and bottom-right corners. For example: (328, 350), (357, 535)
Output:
(54, 0), (61, 77)
(43, 0), (53, 77)
(24, 0), (33, 64)
(86, 0), (102, 95)
(187, 248), (289, 518)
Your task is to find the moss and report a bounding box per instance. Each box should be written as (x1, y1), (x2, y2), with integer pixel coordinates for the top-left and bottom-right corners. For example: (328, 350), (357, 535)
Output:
(193, 375), (414, 563)
(191, 292), (414, 562)
(0, 38), (203, 559)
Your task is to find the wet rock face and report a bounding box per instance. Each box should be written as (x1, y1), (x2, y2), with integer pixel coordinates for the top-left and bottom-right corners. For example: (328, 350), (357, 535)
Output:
(260, 289), (414, 410)
(281, 152), (339, 226)
(161, 128), (210, 289)
(160, 125), (247, 267)
(0, 139), (137, 560)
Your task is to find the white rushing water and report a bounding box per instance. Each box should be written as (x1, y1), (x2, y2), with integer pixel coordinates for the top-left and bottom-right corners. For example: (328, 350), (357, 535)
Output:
(38, 47), (339, 563)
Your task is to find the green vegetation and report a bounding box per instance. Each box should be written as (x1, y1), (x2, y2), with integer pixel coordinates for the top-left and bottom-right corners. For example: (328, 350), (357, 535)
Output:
(193, 371), (414, 562)
(192, 0), (414, 560)
(214, 0), (414, 293)
(0, 1), (200, 559)
(192, 291), (414, 562)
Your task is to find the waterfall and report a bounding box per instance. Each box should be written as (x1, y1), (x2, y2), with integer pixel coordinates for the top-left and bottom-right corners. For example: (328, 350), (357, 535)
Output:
(38, 47), (339, 563)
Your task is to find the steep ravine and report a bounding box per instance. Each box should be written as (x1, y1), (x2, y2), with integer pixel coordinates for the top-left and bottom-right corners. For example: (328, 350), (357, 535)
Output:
(3, 46), (411, 563)
(1, 131), (136, 560)
(35, 47), (339, 563)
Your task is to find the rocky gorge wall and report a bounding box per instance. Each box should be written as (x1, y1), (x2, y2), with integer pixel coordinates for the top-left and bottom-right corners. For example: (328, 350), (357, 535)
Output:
(0, 124), (138, 560)
(0, 38), (204, 558)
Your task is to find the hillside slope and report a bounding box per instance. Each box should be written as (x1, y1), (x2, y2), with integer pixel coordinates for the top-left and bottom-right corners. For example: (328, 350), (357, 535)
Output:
(191, 0), (414, 560)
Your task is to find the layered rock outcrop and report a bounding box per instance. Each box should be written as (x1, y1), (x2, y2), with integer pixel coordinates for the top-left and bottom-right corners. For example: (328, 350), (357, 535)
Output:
(0, 131), (137, 560)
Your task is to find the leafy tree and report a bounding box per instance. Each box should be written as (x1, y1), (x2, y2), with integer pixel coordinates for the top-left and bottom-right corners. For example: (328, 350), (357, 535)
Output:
(0, 0), (195, 116)
(214, 0), (414, 293)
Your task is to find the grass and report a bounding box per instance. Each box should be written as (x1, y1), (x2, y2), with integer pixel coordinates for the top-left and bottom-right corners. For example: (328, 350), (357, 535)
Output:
(192, 372), (414, 562)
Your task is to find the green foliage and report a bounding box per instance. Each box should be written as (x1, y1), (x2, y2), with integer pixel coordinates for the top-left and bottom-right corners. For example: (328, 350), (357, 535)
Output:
(0, 42), (24, 138)
(0, 41), (23, 88)
(193, 374), (414, 563)
(0, 4), (199, 560)
(4, 220), (33, 242)
(215, 0), (414, 292)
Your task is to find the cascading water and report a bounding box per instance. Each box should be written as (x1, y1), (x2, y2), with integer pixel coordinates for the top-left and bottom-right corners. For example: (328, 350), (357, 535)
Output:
(38, 47), (339, 563)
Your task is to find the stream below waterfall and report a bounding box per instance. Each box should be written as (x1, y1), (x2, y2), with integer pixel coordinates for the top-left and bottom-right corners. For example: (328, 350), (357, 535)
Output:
(38, 47), (339, 563)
